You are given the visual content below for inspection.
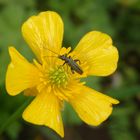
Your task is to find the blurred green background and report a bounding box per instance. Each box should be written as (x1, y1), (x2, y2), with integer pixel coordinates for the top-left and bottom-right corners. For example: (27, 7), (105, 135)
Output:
(0, 0), (140, 140)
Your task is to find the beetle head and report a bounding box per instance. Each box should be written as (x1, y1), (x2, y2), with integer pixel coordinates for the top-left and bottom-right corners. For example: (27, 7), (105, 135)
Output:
(58, 54), (66, 60)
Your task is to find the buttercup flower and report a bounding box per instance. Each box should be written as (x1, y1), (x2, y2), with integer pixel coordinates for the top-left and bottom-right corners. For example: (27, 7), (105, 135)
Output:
(6, 11), (119, 137)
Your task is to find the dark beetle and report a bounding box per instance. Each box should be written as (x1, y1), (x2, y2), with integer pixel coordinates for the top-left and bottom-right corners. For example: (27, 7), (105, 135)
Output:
(58, 54), (83, 75)
(43, 47), (83, 75)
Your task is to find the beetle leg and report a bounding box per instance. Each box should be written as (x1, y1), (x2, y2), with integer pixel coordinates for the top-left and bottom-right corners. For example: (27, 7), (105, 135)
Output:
(71, 67), (75, 74)
(74, 59), (81, 64)
(57, 62), (66, 70)
(62, 62), (66, 66)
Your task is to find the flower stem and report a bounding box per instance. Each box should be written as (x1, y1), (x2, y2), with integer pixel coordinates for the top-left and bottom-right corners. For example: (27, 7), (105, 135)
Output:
(0, 97), (33, 135)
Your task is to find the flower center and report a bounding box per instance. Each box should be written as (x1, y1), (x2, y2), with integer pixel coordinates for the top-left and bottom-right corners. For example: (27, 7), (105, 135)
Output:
(49, 67), (68, 87)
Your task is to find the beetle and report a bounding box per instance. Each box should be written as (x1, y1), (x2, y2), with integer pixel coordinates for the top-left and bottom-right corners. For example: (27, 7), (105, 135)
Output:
(58, 54), (83, 75)
(42, 47), (83, 75)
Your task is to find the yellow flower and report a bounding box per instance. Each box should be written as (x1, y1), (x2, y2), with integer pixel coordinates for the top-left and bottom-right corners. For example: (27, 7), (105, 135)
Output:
(6, 11), (119, 137)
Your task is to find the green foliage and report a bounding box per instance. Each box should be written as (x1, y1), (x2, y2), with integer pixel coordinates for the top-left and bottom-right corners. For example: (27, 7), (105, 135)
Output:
(109, 101), (138, 140)
(62, 102), (82, 126)
(0, 0), (140, 140)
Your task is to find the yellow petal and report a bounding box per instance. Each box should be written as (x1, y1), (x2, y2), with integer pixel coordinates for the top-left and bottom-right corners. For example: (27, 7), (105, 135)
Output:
(6, 47), (40, 96)
(22, 11), (64, 62)
(69, 86), (119, 126)
(23, 90), (64, 137)
(74, 31), (119, 76)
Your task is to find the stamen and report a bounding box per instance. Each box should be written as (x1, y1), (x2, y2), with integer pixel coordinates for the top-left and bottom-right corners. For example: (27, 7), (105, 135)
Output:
(49, 67), (68, 87)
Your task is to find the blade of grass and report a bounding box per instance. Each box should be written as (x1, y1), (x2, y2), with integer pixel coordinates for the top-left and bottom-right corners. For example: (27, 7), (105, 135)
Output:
(0, 97), (33, 135)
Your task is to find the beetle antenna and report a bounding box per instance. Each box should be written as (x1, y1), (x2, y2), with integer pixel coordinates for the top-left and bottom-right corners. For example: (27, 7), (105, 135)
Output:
(43, 46), (59, 55)
(43, 56), (57, 57)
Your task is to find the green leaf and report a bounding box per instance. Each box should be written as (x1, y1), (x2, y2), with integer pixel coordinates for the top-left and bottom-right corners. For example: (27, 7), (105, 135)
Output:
(62, 102), (82, 126)
(108, 102), (137, 140)
(81, 76), (101, 91)
(107, 85), (140, 100)
(6, 122), (21, 140)
(135, 113), (140, 131)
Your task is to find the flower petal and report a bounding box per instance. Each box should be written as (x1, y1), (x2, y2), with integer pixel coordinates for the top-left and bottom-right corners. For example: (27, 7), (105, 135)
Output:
(22, 11), (64, 62)
(74, 31), (119, 76)
(69, 86), (119, 126)
(6, 47), (40, 96)
(23, 90), (64, 137)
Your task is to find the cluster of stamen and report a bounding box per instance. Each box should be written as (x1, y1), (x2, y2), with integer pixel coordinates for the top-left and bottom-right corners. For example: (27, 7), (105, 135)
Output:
(49, 67), (68, 87)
